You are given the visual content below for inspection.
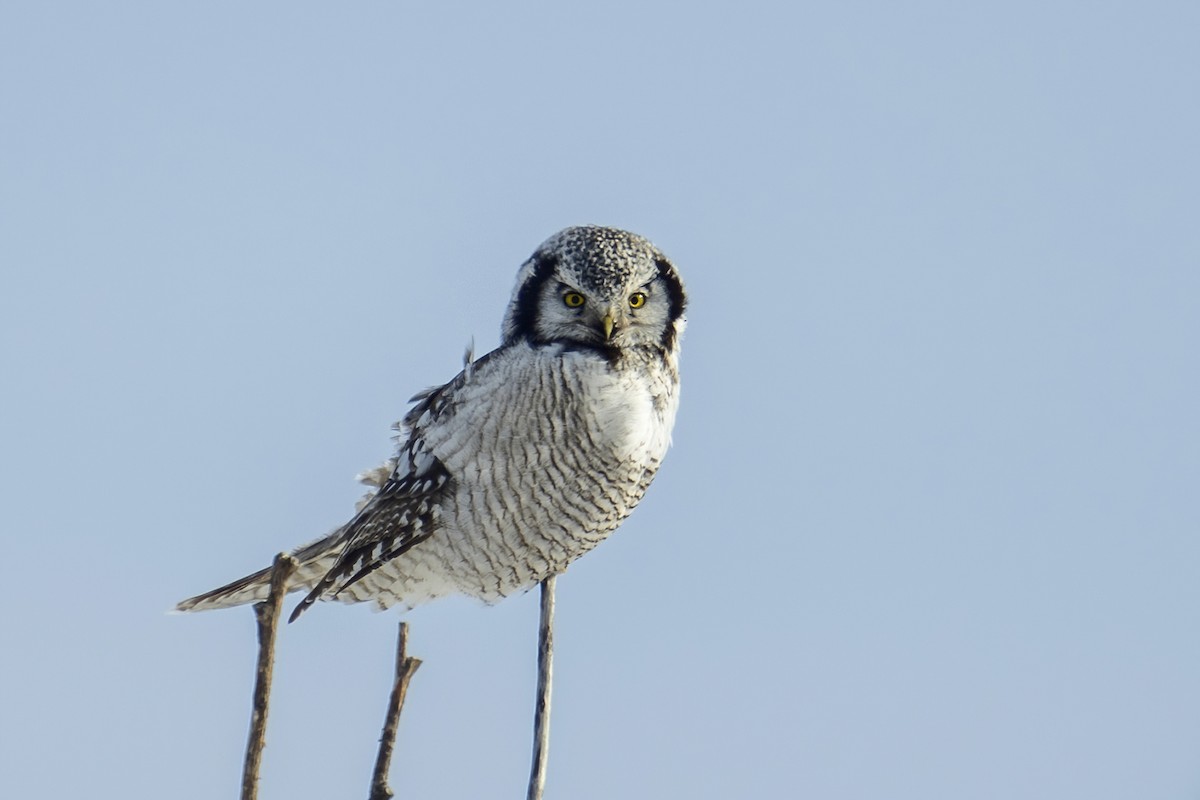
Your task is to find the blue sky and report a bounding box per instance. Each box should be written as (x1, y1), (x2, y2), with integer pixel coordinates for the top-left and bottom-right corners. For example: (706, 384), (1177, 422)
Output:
(2, 2), (1198, 798)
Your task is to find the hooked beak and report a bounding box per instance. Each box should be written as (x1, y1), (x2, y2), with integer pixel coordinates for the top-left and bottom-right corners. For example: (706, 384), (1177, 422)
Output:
(602, 312), (615, 341)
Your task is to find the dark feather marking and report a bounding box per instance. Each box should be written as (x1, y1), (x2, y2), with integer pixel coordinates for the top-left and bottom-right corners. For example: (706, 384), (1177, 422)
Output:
(288, 456), (452, 623)
(403, 349), (502, 430)
(655, 257), (687, 351)
(330, 528), (437, 598)
(508, 253), (560, 344)
(555, 339), (622, 363)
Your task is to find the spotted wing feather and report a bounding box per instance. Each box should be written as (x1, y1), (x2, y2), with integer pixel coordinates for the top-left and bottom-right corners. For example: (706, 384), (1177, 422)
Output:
(176, 361), (472, 615)
(287, 430), (453, 622)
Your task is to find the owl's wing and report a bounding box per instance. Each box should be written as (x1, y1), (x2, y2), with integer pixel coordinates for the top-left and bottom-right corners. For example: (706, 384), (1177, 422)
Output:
(176, 349), (507, 617)
(287, 349), (502, 622)
(287, 434), (452, 623)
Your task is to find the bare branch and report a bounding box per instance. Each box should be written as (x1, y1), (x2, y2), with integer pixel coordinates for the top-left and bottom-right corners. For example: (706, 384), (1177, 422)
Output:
(369, 621), (423, 800)
(526, 575), (557, 800)
(241, 552), (298, 800)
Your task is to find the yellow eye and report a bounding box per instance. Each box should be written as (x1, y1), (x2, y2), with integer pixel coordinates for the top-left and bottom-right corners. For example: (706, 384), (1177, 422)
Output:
(563, 292), (586, 308)
(628, 292), (647, 309)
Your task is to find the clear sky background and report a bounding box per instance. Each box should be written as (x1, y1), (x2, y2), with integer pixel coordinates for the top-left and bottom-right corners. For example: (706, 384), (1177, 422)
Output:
(2, 2), (1198, 798)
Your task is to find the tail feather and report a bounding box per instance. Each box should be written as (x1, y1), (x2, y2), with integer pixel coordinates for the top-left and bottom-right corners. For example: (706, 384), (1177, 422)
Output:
(175, 534), (343, 613)
(176, 460), (401, 614)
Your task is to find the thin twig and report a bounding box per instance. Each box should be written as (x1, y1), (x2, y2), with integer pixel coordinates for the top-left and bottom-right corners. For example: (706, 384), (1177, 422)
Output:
(526, 575), (557, 800)
(241, 552), (298, 800)
(369, 621), (423, 800)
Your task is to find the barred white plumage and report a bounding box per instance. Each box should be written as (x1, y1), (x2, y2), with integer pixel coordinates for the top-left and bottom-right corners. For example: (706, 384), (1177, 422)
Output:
(177, 226), (687, 619)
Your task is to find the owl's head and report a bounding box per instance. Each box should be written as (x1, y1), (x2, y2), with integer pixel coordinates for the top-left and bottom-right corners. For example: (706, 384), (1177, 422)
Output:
(502, 226), (687, 355)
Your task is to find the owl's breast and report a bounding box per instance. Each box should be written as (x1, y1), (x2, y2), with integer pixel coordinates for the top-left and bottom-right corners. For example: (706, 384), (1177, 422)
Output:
(569, 354), (675, 468)
(424, 343), (676, 491)
(409, 342), (677, 601)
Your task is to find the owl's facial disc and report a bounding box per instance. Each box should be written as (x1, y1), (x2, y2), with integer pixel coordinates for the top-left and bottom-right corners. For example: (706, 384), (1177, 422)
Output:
(501, 225), (687, 353)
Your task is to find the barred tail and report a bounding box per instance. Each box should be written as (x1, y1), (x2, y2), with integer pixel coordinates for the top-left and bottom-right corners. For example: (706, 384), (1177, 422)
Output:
(175, 534), (343, 612)
(176, 466), (404, 613)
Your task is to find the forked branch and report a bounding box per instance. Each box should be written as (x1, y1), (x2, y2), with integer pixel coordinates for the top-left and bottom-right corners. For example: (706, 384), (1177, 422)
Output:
(369, 621), (423, 800)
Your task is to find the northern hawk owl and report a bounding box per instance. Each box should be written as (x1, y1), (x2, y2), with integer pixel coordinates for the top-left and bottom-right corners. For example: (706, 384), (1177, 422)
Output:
(177, 226), (686, 620)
